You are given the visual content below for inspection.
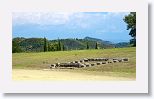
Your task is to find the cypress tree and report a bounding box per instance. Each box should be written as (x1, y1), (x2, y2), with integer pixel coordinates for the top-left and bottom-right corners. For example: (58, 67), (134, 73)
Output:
(86, 42), (89, 49)
(62, 44), (65, 51)
(58, 38), (61, 51)
(44, 37), (47, 52)
(95, 42), (98, 49)
(58, 41), (61, 51)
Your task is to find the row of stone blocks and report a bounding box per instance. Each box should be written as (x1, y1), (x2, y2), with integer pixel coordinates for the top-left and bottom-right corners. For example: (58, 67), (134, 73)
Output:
(49, 58), (129, 69)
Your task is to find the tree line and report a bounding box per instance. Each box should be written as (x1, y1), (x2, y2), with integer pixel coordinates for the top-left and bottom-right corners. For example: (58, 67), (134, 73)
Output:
(43, 37), (98, 52)
(12, 37), (101, 53)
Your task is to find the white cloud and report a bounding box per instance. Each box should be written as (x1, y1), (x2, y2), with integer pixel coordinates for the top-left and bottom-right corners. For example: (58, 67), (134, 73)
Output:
(13, 12), (129, 32)
(12, 12), (75, 25)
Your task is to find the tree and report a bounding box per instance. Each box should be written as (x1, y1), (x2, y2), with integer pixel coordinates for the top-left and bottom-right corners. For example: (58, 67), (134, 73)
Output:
(48, 43), (52, 51)
(57, 38), (61, 51)
(124, 12), (136, 46)
(12, 40), (22, 53)
(95, 42), (98, 49)
(43, 37), (48, 52)
(86, 42), (89, 49)
(62, 44), (65, 51)
(56, 44), (59, 51)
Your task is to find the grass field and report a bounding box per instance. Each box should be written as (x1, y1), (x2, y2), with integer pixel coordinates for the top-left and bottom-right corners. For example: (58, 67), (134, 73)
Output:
(12, 47), (136, 80)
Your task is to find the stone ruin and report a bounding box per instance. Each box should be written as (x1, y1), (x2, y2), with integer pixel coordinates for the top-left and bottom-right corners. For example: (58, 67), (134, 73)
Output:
(49, 58), (129, 69)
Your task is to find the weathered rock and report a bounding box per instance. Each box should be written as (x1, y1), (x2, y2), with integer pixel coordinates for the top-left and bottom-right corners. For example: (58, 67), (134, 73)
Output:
(84, 63), (90, 67)
(75, 61), (79, 63)
(122, 58), (129, 62)
(108, 60), (113, 63)
(58, 67), (75, 69)
(80, 60), (84, 63)
(79, 63), (86, 68)
(91, 63), (95, 66)
(102, 61), (107, 64)
(59, 63), (80, 68)
(95, 58), (98, 61)
(55, 63), (60, 66)
(96, 62), (101, 65)
(72, 61), (76, 63)
(113, 60), (119, 63)
(113, 58), (118, 60)
(83, 58), (88, 62)
(118, 59), (122, 62)
(88, 58), (92, 61)
(88, 58), (108, 62)
(100, 58), (105, 61)
(91, 58), (94, 61)
(50, 64), (56, 69)
(103, 58), (109, 61)
(98, 58), (102, 61)
(48, 57), (129, 69)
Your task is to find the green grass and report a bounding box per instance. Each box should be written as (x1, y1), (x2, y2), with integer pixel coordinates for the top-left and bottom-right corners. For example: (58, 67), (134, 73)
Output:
(13, 47), (136, 78)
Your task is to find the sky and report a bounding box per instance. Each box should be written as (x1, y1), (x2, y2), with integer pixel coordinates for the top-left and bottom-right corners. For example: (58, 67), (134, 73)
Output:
(12, 12), (131, 43)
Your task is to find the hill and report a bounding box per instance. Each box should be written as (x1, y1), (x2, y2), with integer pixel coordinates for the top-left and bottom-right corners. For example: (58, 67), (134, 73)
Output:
(12, 37), (130, 52)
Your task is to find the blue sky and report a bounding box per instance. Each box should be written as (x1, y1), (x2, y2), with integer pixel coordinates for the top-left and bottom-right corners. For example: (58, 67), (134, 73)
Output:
(12, 12), (131, 43)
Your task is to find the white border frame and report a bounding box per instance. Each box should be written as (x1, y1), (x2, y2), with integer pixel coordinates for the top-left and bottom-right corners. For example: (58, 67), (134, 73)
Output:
(0, 0), (148, 93)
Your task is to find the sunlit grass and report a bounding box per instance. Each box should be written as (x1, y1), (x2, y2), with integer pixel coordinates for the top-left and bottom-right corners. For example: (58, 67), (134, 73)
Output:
(13, 47), (136, 78)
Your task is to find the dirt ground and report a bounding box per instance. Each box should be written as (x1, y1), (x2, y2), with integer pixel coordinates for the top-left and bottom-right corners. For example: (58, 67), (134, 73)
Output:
(12, 69), (135, 81)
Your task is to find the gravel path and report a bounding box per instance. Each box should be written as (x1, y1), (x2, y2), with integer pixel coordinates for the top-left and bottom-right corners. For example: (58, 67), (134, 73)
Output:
(12, 69), (135, 81)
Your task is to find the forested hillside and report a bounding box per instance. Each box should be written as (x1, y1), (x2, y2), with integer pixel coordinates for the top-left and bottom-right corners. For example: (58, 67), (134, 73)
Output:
(12, 37), (130, 53)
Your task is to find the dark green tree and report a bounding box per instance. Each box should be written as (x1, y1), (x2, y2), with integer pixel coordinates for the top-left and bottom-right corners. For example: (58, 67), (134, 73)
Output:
(124, 12), (136, 47)
(86, 42), (89, 49)
(56, 44), (59, 51)
(62, 44), (65, 51)
(43, 37), (47, 52)
(58, 38), (61, 51)
(95, 42), (98, 49)
(48, 43), (52, 51)
(12, 40), (22, 53)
